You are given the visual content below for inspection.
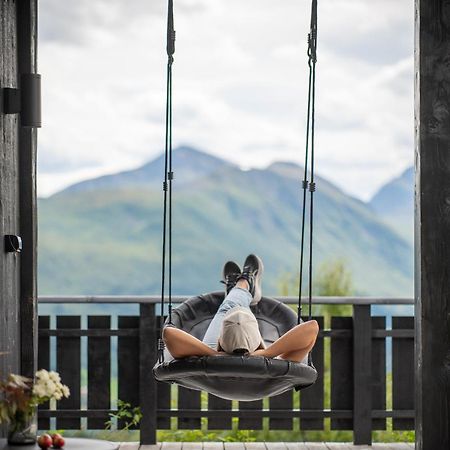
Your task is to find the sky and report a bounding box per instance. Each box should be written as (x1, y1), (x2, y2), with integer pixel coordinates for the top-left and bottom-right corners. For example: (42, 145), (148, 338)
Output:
(37, 0), (414, 201)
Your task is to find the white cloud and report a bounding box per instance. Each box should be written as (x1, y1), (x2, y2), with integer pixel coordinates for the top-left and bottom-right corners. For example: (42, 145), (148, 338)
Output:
(38, 0), (414, 200)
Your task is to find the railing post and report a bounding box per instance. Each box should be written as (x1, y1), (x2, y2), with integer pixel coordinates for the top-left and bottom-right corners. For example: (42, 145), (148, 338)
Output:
(139, 303), (157, 445)
(353, 304), (372, 445)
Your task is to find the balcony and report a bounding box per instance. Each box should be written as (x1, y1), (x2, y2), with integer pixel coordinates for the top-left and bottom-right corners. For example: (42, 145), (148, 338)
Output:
(36, 295), (414, 448)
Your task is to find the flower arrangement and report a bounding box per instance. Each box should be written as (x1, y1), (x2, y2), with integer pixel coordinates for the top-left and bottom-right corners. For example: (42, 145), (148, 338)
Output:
(0, 370), (70, 444)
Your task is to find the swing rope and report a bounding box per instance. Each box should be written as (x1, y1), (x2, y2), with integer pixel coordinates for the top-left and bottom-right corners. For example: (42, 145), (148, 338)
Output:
(297, 0), (318, 367)
(158, 0), (176, 363)
(158, 0), (319, 366)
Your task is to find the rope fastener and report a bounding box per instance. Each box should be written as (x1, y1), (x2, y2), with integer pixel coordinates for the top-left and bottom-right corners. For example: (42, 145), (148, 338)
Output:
(158, 338), (166, 363)
(309, 182), (316, 192)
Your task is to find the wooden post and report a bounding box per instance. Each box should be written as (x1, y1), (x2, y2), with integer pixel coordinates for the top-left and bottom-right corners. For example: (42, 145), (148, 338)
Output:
(352, 304), (372, 445)
(17, 0), (38, 379)
(0, 0), (21, 391)
(415, 1), (450, 448)
(139, 303), (157, 445)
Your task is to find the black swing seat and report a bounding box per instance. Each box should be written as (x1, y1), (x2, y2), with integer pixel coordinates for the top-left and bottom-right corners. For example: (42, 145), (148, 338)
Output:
(153, 292), (318, 401)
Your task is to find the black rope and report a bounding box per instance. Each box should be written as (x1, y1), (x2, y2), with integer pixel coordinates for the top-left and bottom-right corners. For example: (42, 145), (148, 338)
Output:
(297, 43), (313, 324)
(159, 0), (176, 363)
(297, 0), (318, 366)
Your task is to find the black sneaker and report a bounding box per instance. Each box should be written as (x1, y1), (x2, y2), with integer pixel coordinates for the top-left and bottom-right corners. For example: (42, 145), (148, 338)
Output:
(221, 261), (242, 295)
(239, 254), (264, 305)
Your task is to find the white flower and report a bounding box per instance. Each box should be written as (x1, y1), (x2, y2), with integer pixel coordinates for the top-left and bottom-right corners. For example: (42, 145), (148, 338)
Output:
(48, 371), (61, 383)
(54, 391), (62, 400)
(61, 385), (70, 398)
(35, 370), (50, 381)
(45, 380), (56, 396)
(32, 384), (47, 398)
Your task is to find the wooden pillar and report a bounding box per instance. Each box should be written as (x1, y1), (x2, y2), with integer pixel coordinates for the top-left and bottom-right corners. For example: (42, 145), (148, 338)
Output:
(17, 0), (38, 379)
(415, 1), (450, 448)
(0, 0), (21, 383)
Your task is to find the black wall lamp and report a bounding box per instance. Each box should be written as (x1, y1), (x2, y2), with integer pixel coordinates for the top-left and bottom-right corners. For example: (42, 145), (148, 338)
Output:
(1, 73), (41, 128)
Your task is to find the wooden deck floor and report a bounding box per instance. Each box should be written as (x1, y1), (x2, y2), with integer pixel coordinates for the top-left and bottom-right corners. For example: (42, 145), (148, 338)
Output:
(127, 443), (415, 450)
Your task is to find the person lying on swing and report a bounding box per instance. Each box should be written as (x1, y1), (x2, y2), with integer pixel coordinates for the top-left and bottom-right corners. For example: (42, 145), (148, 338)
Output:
(163, 254), (319, 362)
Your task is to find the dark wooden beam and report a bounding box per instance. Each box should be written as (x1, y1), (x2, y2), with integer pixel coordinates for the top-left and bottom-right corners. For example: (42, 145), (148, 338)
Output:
(415, 1), (450, 448)
(352, 305), (372, 445)
(0, 0), (20, 381)
(16, 0), (38, 379)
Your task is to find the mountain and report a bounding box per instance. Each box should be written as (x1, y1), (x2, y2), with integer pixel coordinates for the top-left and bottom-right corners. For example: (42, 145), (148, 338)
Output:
(60, 146), (234, 193)
(369, 167), (413, 242)
(37, 147), (413, 297)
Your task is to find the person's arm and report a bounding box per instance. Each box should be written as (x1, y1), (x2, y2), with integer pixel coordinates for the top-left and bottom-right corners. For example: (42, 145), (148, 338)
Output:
(249, 320), (319, 362)
(163, 326), (221, 359)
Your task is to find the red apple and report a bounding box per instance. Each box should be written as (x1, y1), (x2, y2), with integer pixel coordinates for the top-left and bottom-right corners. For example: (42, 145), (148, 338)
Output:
(37, 434), (53, 449)
(51, 433), (62, 442)
(52, 435), (65, 449)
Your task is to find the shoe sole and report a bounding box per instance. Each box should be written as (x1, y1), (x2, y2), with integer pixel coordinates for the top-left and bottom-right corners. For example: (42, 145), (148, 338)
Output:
(249, 255), (264, 305)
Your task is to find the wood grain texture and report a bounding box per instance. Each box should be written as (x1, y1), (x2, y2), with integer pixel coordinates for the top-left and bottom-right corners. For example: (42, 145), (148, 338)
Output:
(0, 0), (20, 393)
(415, 1), (450, 448)
(17, 0), (38, 381)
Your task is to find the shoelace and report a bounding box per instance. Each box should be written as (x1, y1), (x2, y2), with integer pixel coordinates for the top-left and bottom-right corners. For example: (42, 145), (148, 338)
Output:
(237, 267), (255, 295)
(220, 272), (241, 294)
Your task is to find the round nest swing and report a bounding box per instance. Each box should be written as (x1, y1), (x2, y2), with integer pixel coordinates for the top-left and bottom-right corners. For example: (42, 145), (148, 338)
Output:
(153, 292), (318, 401)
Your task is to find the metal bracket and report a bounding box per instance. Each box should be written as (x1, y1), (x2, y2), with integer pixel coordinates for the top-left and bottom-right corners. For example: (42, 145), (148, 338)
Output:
(1, 73), (41, 127)
(4, 235), (22, 253)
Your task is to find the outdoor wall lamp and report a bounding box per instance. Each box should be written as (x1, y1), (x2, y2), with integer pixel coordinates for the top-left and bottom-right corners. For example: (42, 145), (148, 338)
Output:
(4, 235), (22, 253)
(1, 73), (41, 128)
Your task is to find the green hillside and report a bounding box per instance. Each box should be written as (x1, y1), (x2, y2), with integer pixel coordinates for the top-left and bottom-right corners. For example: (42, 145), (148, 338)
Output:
(38, 147), (413, 297)
(369, 167), (414, 243)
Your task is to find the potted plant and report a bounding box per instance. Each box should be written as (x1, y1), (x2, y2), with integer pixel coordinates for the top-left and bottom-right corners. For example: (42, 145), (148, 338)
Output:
(0, 370), (70, 445)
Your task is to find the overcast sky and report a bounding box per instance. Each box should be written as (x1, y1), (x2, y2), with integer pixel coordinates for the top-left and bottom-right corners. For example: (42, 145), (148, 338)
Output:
(38, 0), (414, 200)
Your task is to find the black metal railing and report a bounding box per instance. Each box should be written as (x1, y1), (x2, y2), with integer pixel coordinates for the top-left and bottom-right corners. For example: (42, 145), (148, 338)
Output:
(37, 296), (415, 445)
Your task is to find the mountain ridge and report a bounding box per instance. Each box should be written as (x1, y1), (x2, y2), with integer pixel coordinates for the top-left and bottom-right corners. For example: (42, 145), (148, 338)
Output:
(38, 146), (413, 297)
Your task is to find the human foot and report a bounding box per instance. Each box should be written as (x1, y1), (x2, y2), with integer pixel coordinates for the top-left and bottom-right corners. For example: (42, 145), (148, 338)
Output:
(221, 261), (242, 295)
(239, 254), (264, 305)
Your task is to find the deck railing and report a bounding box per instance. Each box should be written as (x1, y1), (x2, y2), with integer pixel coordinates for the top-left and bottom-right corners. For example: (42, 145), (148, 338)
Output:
(37, 296), (415, 446)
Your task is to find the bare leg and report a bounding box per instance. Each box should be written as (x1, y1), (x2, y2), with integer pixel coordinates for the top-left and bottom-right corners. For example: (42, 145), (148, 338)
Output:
(250, 320), (319, 362)
(163, 327), (221, 359)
